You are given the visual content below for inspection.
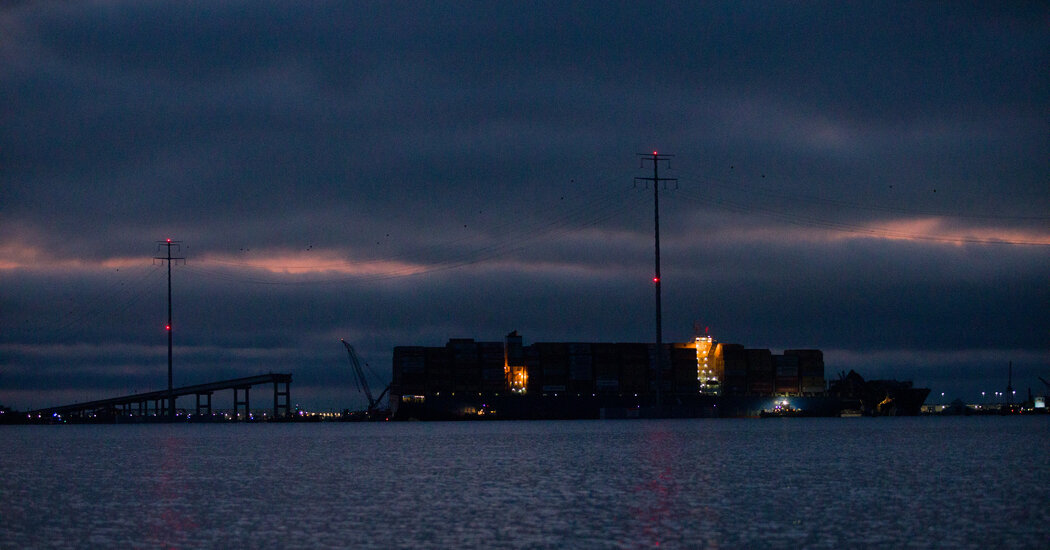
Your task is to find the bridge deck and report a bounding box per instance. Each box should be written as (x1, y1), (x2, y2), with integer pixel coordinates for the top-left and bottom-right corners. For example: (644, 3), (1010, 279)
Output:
(28, 373), (292, 418)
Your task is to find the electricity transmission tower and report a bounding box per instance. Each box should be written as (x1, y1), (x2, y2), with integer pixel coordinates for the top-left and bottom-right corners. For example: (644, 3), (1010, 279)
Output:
(154, 239), (184, 421)
(635, 152), (677, 410)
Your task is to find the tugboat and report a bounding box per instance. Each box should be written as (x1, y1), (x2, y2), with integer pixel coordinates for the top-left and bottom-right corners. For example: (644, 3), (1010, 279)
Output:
(760, 399), (805, 418)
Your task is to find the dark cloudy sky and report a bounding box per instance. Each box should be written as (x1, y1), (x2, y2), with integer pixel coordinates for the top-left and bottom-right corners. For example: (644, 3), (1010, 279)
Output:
(2, 1), (1047, 412)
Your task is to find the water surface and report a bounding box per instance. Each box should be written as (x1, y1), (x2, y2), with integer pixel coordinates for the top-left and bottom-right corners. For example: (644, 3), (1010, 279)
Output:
(2, 417), (1046, 548)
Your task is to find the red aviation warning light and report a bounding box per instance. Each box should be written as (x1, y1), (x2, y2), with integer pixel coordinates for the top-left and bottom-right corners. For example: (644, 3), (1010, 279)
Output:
(653, 150), (658, 155)
(165, 324), (171, 331)
(166, 238), (171, 243)
(653, 277), (660, 283)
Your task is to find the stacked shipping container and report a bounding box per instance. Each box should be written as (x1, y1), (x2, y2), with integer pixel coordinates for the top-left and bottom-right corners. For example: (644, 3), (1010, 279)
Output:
(568, 343), (594, 394)
(592, 343), (620, 393)
(786, 349), (825, 394)
(391, 335), (827, 403)
(773, 354), (800, 394)
(671, 344), (699, 394)
(534, 342), (568, 393)
(745, 348), (774, 395)
(722, 344), (747, 395)
(478, 341), (505, 392)
(392, 346), (426, 396)
(448, 338), (479, 394)
(618, 343), (648, 395)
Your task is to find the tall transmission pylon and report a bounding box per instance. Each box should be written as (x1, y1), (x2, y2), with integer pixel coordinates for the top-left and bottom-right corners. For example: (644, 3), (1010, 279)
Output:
(635, 151), (677, 409)
(154, 239), (184, 421)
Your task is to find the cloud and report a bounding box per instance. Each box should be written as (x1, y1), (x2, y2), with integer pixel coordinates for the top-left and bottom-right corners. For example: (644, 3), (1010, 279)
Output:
(1, 1), (1047, 411)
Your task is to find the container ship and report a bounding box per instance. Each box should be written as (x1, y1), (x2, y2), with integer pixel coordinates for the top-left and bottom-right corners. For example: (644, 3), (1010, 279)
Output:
(389, 331), (899, 420)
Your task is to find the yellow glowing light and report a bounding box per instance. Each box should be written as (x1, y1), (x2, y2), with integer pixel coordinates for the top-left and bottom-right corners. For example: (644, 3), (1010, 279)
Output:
(694, 335), (720, 395)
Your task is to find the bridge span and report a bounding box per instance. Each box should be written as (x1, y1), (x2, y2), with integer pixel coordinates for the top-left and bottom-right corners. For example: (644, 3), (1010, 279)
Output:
(27, 373), (292, 421)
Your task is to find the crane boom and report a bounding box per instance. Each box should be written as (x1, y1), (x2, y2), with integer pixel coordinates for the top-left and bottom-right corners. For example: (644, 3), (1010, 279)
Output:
(374, 385), (390, 407)
(341, 339), (377, 410)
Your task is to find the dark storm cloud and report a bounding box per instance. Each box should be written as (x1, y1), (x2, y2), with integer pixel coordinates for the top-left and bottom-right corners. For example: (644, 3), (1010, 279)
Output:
(2, 1), (1047, 410)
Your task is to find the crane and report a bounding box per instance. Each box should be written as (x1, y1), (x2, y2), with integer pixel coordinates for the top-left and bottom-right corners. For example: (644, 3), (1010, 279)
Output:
(340, 339), (390, 416)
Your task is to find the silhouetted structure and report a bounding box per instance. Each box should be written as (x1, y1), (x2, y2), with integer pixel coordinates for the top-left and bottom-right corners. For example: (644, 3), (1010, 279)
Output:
(341, 339), (391, 418)
(25, 373), (292, 422)
(635, 151), (678, 408)
(390, 331), (841, 419)
(154, 239), (184, 420)
(827, 370), (930, 416)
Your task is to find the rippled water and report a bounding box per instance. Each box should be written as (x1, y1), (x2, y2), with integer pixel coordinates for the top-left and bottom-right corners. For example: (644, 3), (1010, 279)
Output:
(2, 417), (1047, 548)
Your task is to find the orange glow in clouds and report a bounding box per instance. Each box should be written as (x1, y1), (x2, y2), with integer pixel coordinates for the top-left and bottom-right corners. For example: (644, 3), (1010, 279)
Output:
(0, 243), (156, 270)
(204, 249), (428, 276)
(718, 217), (1050, 247)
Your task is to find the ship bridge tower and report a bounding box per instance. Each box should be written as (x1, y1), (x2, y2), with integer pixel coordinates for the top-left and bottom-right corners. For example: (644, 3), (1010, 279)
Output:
(694, 328), (722, 395)
(504, 331), (527, 393)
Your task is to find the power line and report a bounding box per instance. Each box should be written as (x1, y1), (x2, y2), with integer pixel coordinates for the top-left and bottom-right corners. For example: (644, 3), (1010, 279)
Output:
(11, 264), (163, 344)
(179, 164), (1047, 291)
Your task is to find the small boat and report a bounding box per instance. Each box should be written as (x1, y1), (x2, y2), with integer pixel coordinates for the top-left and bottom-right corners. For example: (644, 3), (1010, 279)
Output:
(760, 400), (805, 418)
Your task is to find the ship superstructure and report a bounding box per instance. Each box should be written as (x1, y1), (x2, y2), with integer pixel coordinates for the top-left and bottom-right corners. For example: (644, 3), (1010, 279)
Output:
(695, 335), (721, 395)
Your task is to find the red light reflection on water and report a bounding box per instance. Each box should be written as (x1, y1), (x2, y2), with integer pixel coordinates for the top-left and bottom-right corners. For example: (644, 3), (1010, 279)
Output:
(625, 428), (677, 547)
(623, 427), (724, 548)
(151, 434), (199, 546)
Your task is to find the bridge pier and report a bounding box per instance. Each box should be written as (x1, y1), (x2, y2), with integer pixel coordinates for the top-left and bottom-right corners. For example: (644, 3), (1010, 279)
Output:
(233, 386), (250, 420)
(274, 379), (290, 419)
(196, 392), (212, 418)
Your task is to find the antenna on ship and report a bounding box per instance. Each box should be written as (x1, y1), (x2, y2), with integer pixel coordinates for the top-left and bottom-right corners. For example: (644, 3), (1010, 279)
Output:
(635, 151), (677, 410)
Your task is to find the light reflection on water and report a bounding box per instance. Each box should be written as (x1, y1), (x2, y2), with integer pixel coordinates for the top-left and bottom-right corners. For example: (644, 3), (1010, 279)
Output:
(1, 418), (1047, 548)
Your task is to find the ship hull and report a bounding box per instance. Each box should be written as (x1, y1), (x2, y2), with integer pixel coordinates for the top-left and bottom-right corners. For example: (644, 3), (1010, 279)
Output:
(393, 393), (846, 420)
